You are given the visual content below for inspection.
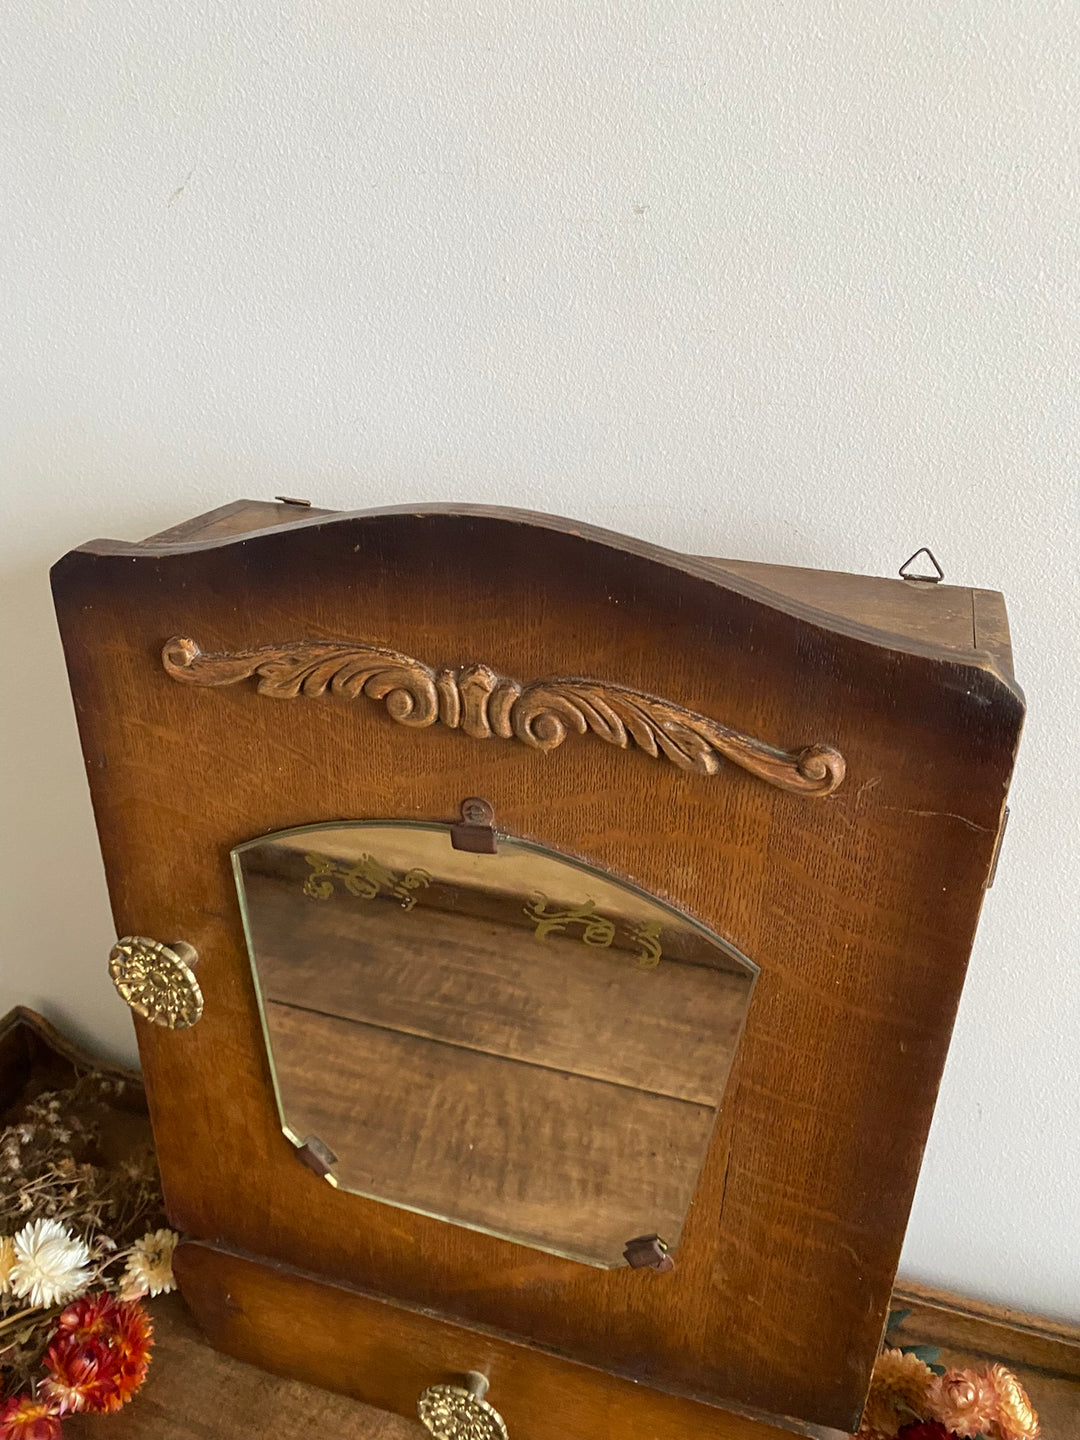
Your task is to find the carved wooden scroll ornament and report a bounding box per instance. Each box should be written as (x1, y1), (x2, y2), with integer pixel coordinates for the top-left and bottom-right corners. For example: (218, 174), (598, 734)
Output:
(162, 636), (845, 797)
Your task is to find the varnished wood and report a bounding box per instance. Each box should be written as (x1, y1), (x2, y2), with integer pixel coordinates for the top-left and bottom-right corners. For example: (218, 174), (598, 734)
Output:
(170, 1241), (816, 1440)
(143, 498), (338, 545)
(141, 499), (1015, 673)
(162, 633), (846, 794)
(52, 502), (1024, 1434)
(58, 1283), (1080, 1440)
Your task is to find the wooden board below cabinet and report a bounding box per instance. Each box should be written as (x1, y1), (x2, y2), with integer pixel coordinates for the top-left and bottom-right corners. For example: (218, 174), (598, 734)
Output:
(62, 1282), (1080, 1440)
(173, 1239), (818, 1440)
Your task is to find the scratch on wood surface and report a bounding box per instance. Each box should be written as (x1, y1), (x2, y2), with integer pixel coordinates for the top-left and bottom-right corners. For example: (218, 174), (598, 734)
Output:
(881, 806), (992, 834)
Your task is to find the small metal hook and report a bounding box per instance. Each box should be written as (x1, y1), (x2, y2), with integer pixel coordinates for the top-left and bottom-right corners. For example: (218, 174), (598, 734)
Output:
(898, 547), (944, 583)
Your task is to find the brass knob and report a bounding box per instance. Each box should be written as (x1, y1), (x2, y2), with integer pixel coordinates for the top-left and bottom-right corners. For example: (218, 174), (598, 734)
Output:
(417, 1372), (508, 1440)
(108, 936), (203, 1030)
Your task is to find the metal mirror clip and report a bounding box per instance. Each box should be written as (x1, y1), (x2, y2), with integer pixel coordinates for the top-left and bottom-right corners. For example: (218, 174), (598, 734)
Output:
(450, 797), (498, 854)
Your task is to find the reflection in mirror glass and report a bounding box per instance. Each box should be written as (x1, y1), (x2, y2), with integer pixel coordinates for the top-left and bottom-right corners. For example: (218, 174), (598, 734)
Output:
(233, 822), (756, 1267)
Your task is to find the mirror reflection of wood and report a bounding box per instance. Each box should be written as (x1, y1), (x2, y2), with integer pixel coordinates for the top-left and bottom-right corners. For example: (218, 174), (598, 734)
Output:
(233, 823), (757, 1266)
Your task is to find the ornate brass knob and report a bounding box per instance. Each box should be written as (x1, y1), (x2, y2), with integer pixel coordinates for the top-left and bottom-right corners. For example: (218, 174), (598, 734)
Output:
(108, 937), (203, 1030)
(417, 1372), (508, 1440)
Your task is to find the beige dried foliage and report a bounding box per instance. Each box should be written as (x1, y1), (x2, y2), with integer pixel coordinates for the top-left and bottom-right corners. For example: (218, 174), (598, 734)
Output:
(0, 1070), (167, 1400)
(857, 1347), (934, 1439)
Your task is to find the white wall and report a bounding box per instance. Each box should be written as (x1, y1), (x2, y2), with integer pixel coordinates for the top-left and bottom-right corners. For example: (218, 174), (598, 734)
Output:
(2, 3), (1077, 1321)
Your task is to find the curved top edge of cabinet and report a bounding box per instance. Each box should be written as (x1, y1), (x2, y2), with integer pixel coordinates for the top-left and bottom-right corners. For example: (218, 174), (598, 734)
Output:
(50, 499), (1023, 703)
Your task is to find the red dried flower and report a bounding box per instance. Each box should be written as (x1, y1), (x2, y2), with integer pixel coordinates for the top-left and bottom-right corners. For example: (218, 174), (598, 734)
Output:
(0, 1394), (62, 1440)
(41, 1335), (118, 1414)
(42, 1293), (154, 1415)
(896, 1424), (953, 1440)
(54, 1292), (121, 1343)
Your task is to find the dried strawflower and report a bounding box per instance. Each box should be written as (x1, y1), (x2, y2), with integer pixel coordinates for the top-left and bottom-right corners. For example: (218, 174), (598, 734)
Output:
(928, 1367), (995, 1437)
(858, 1348), (934, 1439)
(118, 1228), (178, 1300)
(0, 1393), (62, 1439)
(985, 1362), (1040, 1439)
(110, 1301), (154, 1407)
(40, 1339), (117, 1415)
(895, 1425), (951, 1440)
(9, 1221), (92, 1309)
(52, 1292), (121, 1345)
(46, 1294), (154, 1413)
(0, 1237), (15, 1294)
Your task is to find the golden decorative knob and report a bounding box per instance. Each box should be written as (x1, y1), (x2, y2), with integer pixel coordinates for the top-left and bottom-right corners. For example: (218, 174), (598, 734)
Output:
(417, 1372), (508, 1440)
(108, 936), (203, 1030)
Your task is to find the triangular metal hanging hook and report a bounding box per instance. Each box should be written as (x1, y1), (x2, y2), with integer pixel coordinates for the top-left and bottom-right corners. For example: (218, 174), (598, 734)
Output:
(898, 547), (944, 583)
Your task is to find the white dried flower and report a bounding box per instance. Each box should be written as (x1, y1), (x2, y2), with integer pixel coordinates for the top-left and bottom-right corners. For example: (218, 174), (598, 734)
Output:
(119, 1228), (178, 1300)
(0, 1235), (15, 1293)
(9, 1218), (93, 1308)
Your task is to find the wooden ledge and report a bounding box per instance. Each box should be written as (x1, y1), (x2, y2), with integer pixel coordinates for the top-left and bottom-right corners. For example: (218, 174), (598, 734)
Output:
(60, 1284), (1080, 1440)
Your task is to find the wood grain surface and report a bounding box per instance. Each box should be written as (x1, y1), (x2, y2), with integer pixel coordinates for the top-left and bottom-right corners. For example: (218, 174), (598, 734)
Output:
(243, 867), (751, 1105)
(264, 1000), (714, 1262)
(52, 502), (1024, 1434)
(62, 1282), (1080, 1440)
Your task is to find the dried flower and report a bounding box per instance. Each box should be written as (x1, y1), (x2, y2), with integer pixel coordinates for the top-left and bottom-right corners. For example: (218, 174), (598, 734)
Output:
(985, 1362), (1040, 1439)
(40, 1338), (117, 1414)
(928, 1367), (995, 1437)
(9, 1220), (92, 1309)
(118, 1228), (178, 1300)
(858, 1348), (934, 1438)
(46, 1294), (154, 1412)
(0, 1394), (62, 1439)
(895, 1425), (951, 1440)
(0, 1237), (15, 1294)
(53, 1292), (121, 1345)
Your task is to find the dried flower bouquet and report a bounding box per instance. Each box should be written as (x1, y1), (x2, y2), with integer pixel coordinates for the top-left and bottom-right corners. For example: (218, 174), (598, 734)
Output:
(0, 1070), (178, 1437)
(855, 1309), (1040, 1440)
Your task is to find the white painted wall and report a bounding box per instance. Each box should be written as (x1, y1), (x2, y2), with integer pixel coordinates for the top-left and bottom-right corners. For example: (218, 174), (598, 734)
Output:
(2, 3), (1077, 1321)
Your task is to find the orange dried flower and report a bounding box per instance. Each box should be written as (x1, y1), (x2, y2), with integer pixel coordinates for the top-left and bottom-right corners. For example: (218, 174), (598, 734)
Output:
(858, 1348), (934, 1438)
(42, 1292), (154, 1415)
(984, 1362), (1040, 1440)
(109, 1299), (154, 1407)
(0, 1395), (62, 1440)
(928, 1368), (996, 1437)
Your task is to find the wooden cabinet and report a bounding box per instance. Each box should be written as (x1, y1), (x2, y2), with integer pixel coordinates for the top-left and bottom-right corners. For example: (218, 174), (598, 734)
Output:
(52, 501), (1023, 1438)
